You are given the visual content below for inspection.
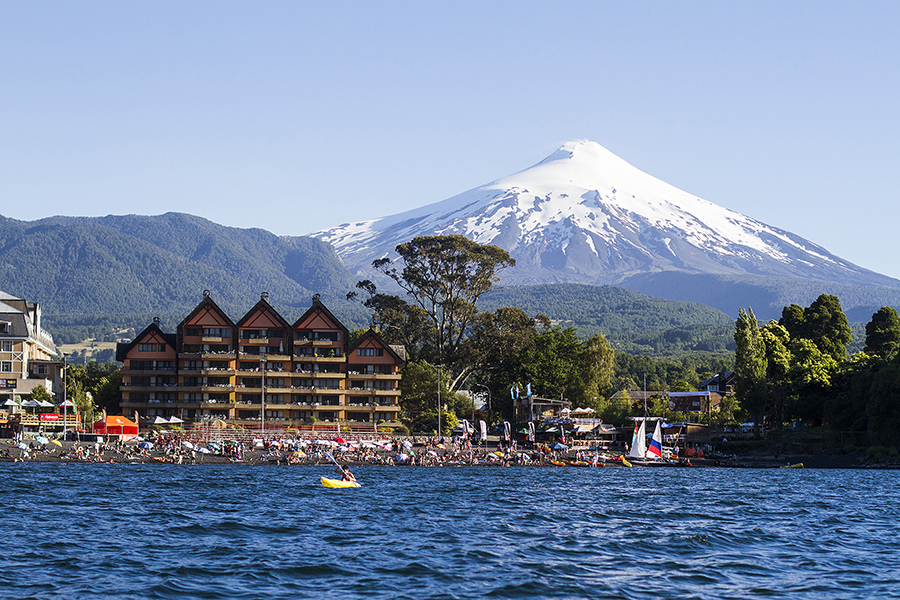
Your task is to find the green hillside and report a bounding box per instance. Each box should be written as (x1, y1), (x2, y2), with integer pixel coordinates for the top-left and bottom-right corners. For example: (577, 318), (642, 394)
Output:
(0, 213), (354, 317)
(482, 284), (737, 355)
(621, 271), (900, 323)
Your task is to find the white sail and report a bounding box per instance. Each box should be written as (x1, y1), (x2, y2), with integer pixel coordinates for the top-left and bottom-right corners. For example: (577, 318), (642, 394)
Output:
(629, 419), (647, 459)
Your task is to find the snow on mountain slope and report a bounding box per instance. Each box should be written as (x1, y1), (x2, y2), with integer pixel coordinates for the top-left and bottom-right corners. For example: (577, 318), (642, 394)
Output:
(312, 140), (897, 287)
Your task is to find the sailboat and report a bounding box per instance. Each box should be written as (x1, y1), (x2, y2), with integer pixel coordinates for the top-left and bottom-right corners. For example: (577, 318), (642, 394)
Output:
(624, 418), (667, 466)
(628, 419), (647, 459)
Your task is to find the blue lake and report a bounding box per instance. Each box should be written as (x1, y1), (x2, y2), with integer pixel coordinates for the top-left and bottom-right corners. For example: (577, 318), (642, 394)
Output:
(1, 464), (898, 599)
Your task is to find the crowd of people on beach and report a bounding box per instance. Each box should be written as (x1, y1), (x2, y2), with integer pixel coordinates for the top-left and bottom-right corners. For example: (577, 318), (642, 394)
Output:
(4, 431), (609, 467)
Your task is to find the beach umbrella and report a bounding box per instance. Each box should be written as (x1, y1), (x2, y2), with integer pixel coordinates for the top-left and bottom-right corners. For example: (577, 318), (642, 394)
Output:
(168, 416), (184, 424)
(551, 443), (568, 451)
(198, 447), (210, 454)
(36, 436), (50, 445)
(396, 453), (408, 462)
(16, 442), (27, 449)
(139, 442), (154, 449)
(207, 442), (220, 450)
(23, 399), (41, 407)
(426, 450), (438, 456)
(60, 399), (75, 407)
(39, 400), (54, 408)
(182, 441), (194, 450)
(401, 440), (413, 449)
(334, 437), (347, 444)
(148, 416), (169, 424)
(3, 398), (19, 407)
(51, 439), (62, 447)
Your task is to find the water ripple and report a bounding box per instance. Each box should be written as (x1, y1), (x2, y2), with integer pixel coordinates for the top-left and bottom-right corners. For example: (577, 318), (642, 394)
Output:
(2, 464), (900, 598)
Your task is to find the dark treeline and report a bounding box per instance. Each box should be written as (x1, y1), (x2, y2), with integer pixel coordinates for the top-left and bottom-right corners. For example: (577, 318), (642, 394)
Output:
(735, 294), (900, 447)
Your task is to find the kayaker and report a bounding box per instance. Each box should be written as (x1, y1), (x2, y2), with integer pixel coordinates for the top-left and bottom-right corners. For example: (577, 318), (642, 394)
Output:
(336, 464), (356, 482)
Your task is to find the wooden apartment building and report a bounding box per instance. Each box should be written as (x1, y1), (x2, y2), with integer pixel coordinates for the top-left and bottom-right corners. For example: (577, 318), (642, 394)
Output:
(117, 292), (403, 429)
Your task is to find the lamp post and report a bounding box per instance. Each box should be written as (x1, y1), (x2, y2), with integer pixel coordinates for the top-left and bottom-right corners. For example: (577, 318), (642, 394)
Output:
(62, 352), (69, 438)
(261, 355), (267, 439)
(437, 363), (442, 438)
(642, 370), (648, 421)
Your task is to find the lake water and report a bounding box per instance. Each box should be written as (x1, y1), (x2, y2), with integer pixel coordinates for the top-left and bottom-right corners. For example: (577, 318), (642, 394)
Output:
(1, 464), (898, 599)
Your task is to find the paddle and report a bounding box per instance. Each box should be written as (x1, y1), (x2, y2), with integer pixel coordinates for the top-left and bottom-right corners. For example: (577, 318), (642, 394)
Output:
(325, 451), (353, 480)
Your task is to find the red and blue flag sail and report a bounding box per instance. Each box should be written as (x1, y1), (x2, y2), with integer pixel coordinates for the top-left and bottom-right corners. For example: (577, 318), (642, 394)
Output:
(647, 421), (663, 458)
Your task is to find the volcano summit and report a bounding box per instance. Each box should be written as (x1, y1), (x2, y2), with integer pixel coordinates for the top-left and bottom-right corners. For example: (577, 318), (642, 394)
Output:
(313, 140), (895, 289)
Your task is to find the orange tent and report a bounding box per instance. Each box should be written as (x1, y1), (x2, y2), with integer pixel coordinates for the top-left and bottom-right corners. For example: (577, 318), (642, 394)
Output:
(93, 415), (139, 439)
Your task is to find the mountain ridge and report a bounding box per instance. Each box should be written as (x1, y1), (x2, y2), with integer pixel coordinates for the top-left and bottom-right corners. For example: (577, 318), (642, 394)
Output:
(314, 140), (898, 290)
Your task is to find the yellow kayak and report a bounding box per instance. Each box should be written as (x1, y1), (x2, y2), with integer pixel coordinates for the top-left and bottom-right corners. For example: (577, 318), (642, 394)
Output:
(321, 476), (361, 488)
(779, 463), (804, 469)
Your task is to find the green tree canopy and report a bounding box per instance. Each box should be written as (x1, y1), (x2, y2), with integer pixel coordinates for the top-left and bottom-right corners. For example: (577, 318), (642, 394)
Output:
(864, 306), (900, 360)
(370, 235), (514, 388)
(734, 307), (767, 436)
(780, 294), (851, 362)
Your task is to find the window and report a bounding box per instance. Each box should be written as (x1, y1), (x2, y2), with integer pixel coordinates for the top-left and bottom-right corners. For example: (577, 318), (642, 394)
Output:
(185, 327), (201, 336)
(138, 343), (155, 352)
(204, 328), (231, 338)
(1, 341), (12, 352)
(356, 348), (383, 357)
(0, 322), (8, 333)
(1, 361), (12, 373)
(34, 364), (49, 375)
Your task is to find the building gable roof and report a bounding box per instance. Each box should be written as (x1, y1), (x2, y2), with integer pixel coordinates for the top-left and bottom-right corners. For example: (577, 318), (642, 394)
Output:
(235, 293), (291, 331)
(116, 321), (177, 361)
(348, 328), (404, 363)
(292, 294), (348, 337)
(177, 291), (236, 332)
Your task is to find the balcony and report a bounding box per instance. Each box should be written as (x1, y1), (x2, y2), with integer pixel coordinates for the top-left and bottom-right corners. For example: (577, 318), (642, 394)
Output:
(346, 371), (399, 379)
(294, 339), (336, 347)
(200, 385), (235, 393)
(238, 352), (290, 361)
(201, 368), (235, 375)
(201, 351), (235, 359)
(123, 367), (177, 375)
(294, 355), (344, 363)
(310, 371), (344, 379)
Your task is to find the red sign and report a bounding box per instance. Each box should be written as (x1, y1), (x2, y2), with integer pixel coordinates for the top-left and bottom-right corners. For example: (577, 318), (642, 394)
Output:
(40, 413), (60, 421)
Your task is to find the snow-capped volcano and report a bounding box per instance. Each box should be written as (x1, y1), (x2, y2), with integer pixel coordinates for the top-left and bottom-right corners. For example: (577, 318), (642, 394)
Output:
(312, 140), (895, 287)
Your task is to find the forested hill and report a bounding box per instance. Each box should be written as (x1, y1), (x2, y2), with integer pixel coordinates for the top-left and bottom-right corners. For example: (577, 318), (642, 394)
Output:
(0, 213), (355, 317)
(481, 284), (737, 355)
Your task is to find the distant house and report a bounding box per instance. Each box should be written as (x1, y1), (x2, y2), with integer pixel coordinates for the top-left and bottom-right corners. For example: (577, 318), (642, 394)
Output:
(699, 371), (735, 395)
(667, 391), (722, 414)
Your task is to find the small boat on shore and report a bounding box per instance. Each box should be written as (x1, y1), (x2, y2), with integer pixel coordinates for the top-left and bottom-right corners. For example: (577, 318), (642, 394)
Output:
(779, 462), (805, 469)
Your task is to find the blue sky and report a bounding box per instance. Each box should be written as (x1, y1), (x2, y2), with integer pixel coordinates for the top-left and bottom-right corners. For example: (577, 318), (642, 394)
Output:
(2, 1), (899, 279)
